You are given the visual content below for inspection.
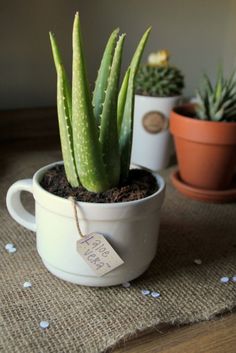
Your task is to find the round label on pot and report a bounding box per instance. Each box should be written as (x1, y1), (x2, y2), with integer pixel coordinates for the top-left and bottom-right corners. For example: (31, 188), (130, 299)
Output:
(142, 111), (168, 134)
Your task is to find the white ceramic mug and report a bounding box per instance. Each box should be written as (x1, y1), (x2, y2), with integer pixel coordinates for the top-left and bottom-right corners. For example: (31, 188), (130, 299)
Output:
(6, 161), (165, 287)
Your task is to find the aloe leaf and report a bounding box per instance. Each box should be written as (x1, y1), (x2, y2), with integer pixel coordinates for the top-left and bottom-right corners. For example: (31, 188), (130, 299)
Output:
(92, 28), (119, 126)
(197, 108), (207, 120)
(57, 65), (80, 186)
(213, 107), (224, 121)
(196, 92), (208, 120)
(49, 32), (79, 186)
(49, 32), (72, 121)
(214, 66), (223, 102)
(203, 74), (213, 95)
(117, 67), (130, 135)
(119, 27), (151, 181)
(72, 12), (109, 192)
(226, 69), (236, 91)
(99, 34), (126, 186)
(209, 94), (217, 118)
(224, 102), (236, 116)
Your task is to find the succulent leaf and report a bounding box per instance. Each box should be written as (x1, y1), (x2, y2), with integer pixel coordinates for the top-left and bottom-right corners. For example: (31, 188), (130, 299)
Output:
(72, 12), (109, 192)
(49, 32), (72, 121)
(119, 27), (151, 181)
(99, 34), (126, 186)
(92, 28), (119, 126)
(214, 67), (223, 101)
(49, 32), (79, 186)
(117, 67), (130, 135)
(57, 65), (80, 186)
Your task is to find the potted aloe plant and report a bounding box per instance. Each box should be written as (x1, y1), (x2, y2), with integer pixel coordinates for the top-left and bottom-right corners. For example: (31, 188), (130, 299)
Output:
(6, 13), (165, 286)
(131, 50), (184, 171)
(170, 69), (236, 203)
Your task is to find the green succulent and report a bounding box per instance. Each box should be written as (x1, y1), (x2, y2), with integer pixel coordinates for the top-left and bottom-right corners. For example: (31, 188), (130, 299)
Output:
(135, 51), (184, 97)
(49, 12), (150, 192)
(196, 69), (236, 122)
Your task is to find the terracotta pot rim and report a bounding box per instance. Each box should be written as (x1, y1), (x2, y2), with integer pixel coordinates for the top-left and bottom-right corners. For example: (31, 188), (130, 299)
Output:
(170, 104), (236, 145)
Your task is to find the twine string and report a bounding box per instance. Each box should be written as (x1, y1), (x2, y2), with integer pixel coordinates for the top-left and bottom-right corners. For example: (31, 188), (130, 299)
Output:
(68, 197), (84, 238)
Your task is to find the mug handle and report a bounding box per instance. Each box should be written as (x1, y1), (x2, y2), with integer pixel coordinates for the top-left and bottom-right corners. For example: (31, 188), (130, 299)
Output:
(6, 179), (36, 232)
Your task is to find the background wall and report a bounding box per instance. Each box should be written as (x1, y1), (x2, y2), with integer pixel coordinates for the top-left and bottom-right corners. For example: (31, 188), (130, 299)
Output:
(0, 0), (236, 110)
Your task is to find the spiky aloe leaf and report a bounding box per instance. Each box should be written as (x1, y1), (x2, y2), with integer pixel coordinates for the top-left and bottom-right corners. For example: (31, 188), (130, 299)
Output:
(119, 27), (151, 181)
(56, 65), (80, 186)
(214, 67), (223, 101)
(49, 32), (72, 121)
(49, 33), (79, 187)
(72, 12), (109, 192)
(117, 67), (130, 135)
(92, 28), (119, 126)
(226, 69), (236, 92)
(202, 73), (213, 96)
(99, 34), (126, 186)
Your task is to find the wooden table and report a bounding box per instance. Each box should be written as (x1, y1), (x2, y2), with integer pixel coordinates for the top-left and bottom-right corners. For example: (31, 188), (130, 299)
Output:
(1, 107), (235, 353)
(114, 312), (236, 353)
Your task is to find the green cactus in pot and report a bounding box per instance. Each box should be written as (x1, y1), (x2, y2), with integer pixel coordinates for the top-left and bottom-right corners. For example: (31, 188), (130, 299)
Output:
(135, 50), (184, 97)
(49, 13), (151, 192)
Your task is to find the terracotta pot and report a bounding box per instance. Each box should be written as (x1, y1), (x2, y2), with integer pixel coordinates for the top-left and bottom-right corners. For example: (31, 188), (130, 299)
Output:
(170, 104), (236, 190)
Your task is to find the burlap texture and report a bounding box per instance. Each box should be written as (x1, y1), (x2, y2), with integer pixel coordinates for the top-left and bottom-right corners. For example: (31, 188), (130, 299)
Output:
(0, 149), (236, 353)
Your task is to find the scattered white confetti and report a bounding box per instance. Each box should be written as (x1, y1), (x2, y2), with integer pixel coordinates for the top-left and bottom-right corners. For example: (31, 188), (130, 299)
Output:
(40, 321), (49, 329)
(231, 276), (236, 282)
(122, 282), (131, 288)
(141, 289), (150, 296)
(151, 291), (161, 298)
(194, 258), (202, 265)
(5, 243), (14, 250)
(23, 281), (32, 288)
(220, 276), (229, 283)
(8, 247), (16, 253)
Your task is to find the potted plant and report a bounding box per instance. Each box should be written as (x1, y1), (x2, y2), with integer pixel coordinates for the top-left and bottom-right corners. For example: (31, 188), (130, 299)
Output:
(170, 69), (236, 203)
(131, 50), (184, 171)
(6, 13), (165, 286)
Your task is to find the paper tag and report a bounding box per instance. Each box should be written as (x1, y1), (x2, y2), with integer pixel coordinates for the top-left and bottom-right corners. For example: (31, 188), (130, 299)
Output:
(76, 233), (124, 277)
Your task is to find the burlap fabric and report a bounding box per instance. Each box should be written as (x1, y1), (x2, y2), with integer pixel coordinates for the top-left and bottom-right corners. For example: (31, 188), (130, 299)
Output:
(0, 149), (236, 353)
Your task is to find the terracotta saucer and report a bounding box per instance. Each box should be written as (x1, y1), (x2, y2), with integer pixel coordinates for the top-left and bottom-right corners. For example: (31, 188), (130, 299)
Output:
(171, 170), (236, 203)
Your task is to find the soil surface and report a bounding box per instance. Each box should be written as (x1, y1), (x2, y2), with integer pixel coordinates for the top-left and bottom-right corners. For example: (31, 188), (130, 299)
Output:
(40, 165), (158, 203)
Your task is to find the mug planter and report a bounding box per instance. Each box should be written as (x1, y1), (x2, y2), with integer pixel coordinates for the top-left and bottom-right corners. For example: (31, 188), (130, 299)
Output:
(131, 94), (181, 171)
(6, 161), (165, 287)
(170, 104), (236, 202)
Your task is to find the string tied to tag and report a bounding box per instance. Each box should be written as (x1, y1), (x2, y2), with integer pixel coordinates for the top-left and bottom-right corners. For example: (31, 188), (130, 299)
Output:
(68, 196), (85, 238)
(68, 197), (124, 277)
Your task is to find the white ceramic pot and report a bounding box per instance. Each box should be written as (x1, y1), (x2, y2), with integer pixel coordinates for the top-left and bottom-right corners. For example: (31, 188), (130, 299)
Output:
(131, 94), (181, 171)
(6, 161), (165, 287)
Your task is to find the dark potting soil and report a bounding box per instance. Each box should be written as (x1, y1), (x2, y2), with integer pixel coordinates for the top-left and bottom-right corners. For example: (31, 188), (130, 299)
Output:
(40, 165), (158, 203)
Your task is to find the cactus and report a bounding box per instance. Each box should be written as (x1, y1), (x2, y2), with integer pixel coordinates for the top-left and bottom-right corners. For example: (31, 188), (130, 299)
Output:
(50, 12), (150, 192)
(196, 69), (236, 122)
(135, 50), (184, 97)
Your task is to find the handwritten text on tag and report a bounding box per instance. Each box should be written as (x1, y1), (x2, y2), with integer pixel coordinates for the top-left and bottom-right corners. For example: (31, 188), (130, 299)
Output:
(76, 233), (124, 277)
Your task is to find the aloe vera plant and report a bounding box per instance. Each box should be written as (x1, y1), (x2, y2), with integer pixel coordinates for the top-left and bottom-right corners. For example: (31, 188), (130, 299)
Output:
(50, 13), (150, 192)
